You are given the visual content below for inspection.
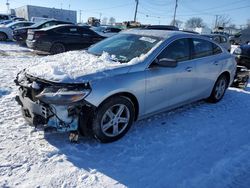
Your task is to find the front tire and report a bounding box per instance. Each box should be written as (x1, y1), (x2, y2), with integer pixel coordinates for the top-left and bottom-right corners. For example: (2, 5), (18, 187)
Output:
(92, 96), (135, 143)
(207, 74), (229, 103)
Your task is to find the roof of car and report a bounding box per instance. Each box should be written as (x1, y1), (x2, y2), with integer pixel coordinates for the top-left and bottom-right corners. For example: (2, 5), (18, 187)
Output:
(122, 29), (194, 39)
(40, 24), (78, 31)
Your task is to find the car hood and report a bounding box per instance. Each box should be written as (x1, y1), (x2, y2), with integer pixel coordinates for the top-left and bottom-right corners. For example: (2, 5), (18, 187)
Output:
(25, 50), (133, 84)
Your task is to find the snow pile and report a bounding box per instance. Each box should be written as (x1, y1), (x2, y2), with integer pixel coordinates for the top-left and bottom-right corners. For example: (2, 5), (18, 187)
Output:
(26, 40), (163, 82)
(26, 51), (124, 82)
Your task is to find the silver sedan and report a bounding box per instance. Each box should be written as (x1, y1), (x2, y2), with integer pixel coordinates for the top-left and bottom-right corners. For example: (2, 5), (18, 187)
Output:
(16, 29), (237, 143)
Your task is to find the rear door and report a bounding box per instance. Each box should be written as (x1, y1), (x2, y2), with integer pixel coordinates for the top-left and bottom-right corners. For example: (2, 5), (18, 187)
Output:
(55, 26), (83, 49)
(190, 38), (223, 98)
(79, 28), (103, 47)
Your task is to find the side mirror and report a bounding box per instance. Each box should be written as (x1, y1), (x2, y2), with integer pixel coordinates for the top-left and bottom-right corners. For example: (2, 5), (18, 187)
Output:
(155, 58), (177, 68)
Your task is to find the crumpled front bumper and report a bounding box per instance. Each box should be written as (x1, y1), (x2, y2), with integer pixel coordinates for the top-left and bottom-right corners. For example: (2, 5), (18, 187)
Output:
(15, 86), (80, 132)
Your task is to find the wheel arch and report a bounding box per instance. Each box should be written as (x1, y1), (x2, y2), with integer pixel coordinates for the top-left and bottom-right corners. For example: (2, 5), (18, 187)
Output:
(98, 92), (139, 121)
(220, 71), (231, 87)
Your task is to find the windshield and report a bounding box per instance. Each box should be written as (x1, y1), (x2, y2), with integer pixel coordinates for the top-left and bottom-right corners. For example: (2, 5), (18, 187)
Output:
(88, 33), (161, 63)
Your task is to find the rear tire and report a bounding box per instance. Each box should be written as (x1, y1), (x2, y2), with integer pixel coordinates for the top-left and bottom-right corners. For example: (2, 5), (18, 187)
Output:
(0, 32), (7, 41)
(207, 74), (229, 103)
(92, 96), (135, 143)
(50, 43), (65, 54)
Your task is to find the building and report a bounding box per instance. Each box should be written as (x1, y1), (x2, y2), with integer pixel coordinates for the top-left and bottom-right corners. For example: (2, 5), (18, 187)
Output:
(15, 5), (77, 23)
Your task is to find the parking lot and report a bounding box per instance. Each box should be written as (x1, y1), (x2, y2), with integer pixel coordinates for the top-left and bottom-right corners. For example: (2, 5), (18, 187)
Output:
(0, 41), (250, 187)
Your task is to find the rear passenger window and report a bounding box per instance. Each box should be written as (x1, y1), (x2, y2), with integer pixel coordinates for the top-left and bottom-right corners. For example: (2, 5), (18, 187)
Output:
(192, 38), (213, 58)
(213, 43), (222, 55)
(220, 36), (227, 43)
(158, 38), (190, 62)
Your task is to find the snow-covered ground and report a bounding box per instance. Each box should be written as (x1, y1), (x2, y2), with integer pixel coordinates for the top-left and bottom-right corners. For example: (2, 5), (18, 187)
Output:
(0, 42), (250, 188)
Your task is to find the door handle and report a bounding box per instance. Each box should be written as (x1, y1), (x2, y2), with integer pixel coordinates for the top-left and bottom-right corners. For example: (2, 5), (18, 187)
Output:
(213, 61), (219, 66)
(185, 67), (192, 72)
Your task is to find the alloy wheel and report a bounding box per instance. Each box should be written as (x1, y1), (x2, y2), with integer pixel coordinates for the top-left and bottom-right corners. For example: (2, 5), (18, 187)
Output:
(101, 104), (130, 137)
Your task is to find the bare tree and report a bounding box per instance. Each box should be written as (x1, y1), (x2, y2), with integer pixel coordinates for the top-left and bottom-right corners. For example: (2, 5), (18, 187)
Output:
(185, 17), (205, 29)
(170, 19), (183, 28)
(101, 17), (108, 25)
(215, 15), (231, 28)
(108, 17), (116, 25)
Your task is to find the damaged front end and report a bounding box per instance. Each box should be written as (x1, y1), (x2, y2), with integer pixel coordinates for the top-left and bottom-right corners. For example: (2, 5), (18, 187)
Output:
(14, 70), (95, 137)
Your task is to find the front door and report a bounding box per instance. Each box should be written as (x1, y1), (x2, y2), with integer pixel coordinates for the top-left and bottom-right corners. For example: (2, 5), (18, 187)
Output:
(145, 38), (196, 115)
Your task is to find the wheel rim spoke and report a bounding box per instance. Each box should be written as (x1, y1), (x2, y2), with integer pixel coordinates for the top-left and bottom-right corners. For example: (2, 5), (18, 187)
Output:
(102, 122), (113, 131)
(116, 105), (125, 117)
(113, 124), (119, 135)
(118, 117), (129, 123)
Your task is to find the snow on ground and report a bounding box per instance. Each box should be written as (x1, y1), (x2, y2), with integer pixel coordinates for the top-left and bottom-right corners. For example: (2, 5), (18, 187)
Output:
(0, 42), (250, 188)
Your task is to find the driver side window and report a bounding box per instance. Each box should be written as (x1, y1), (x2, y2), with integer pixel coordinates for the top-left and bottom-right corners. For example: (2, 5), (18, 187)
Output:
(158, 38), (190, 62)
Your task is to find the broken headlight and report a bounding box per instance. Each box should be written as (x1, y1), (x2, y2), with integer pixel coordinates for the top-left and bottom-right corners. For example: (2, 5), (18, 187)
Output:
(36, 87), (91, 105)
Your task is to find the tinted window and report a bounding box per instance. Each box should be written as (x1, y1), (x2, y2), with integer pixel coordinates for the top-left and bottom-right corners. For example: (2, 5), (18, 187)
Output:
(56, 27), (80, 35)
(158, 38), (190, 62)
(81, 28), (97, 36)
(0, 15), (9, 20)
(192, 38), (213, 58)
(213, 36), (220, 43)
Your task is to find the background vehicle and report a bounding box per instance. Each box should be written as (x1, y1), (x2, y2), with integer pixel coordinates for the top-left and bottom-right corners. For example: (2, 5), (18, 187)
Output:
(26, 24), (105, 54)
(232, 65), (249, 89)
(144, 25), (179, 30)
(229, 27), (250, 45)
(16, 30), (236, 143)
(0, 20), (13, 26)
(0, 14), (10, 22)
(0, 21), (34, 41)
(202, 34), (231, 51)
(91, 26), (122, 37)
(13, 19), (73, 45)
(233, 44), (250, 69)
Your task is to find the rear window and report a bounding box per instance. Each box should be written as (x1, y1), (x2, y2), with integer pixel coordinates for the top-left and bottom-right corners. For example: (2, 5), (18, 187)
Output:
(0, 15), (9, 20)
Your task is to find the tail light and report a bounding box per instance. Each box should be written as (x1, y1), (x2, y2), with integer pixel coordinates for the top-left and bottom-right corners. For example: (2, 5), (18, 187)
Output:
(34, 31), (47, 39)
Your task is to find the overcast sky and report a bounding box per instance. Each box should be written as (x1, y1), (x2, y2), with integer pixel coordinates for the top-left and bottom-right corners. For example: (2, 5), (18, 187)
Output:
(0, 0), (249, 28)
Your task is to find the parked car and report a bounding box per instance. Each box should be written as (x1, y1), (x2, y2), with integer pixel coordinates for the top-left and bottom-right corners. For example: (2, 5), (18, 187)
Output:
(202, 34), (231, 51)
(0, 14), (10, 22)
(0, 20), (13, 26)
(229, 28), (250, 45)
(232, 65), (249, 89)
(26, 24), (105, 54)
(15, 30), (236, 143)
(91, 26), (122, 37)
(13, 19), (73, 45)
(0, 21), (34, 41)
(233, 44), (250, 69)
(144, 25), (179, 31)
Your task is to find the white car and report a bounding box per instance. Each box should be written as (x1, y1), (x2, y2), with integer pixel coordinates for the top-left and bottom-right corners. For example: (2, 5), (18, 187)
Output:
(0, 21), (34, 41)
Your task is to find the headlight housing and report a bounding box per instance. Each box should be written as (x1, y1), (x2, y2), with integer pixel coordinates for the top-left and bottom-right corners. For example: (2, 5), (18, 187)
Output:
(234, 47), (242, 55)
(36, 87), (91, 105)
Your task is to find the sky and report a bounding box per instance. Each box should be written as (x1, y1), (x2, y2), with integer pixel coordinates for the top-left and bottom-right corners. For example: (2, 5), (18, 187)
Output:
(0, 0), (249, 28)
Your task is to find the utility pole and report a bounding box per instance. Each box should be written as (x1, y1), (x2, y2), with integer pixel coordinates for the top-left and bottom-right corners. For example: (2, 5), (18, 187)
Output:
(173, 0), (178, 26)
(214, 15), (219, 29)
(134, 0), (139, 22)
(79, 10), (82, 23)
(6, 0), (10, 14)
